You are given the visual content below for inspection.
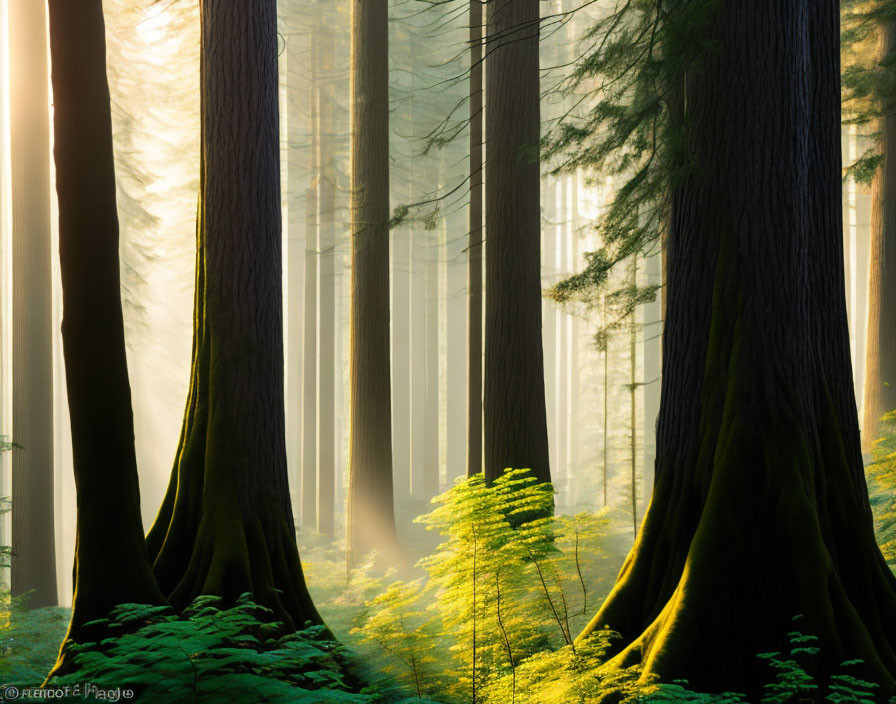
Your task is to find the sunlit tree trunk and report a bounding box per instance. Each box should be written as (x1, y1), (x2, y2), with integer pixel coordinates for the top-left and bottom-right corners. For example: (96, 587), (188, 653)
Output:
(424, 227), (440, 498)
(9, 0), (57, 609)
(347, 0), (400, 565)
(467, 0), (483, 478)
(145, 0), (322, 630)
(863, 22), (896, 450)
(581, 2), (896, 695)
(483, 0), (550, 485)
(47, 0), (165, 666)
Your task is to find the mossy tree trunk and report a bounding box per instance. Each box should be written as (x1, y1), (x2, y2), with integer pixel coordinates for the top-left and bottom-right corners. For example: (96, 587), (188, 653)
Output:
(145, 0), (321, 631)
(347, 0), (401, 566)
(580, 1), (896, 696)
(483, 0), (551, 485)
(863, 22), (896, 450)
(47, 0), (166, 664)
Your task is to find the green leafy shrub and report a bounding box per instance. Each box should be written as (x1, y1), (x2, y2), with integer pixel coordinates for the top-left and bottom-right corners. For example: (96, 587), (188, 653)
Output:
(868, 410), (896, 569)
(50, 594), (440, 703)
(348, 470), (617, 703)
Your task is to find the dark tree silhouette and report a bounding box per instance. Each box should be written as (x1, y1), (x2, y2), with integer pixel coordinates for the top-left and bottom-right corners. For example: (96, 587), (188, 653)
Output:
(483, 0), (551, 485)
(47, 0), (165, 669)
(145, 0), (321, 630)
(346, 0), (401, 565)
(580, 1), (896, 696)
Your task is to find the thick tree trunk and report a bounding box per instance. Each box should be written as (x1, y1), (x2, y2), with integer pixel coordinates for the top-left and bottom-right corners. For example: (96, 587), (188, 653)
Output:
(863, 23), (896, 450)
(467, 0), (483, 478)
(145, 0), (321, 631)
(347, 0), (400, 565)
(580, 2), (896, 695)
(9, 0), (57, 609)
(483, 0), (550, 485)
(47, 0), (165, 664)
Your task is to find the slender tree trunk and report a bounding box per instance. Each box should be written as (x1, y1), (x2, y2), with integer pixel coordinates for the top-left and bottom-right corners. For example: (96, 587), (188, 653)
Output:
(392, 228), (412, 501)
(285, 27), (305, 527)
(347, 0), (400, 565)
(318, 27), (337, 537)
(484, 0), (550, 485)
(47, 0), (165, 666)
(424, 230), (440, 499)
(557, 180), (569, 503)
(9, 0), (57, 609)
(602, 342), (608, 507)
(863, 22), (896, 450)
(302, 181), (319, 530)
(447, 200), (468, 483)
(581, 2), (896, 695)
(302, 41), (320, 532)
(467, 0), (484, 478)
(569, 174), (581, 505)
(145, 0), (322, 631)
(542, 181), (558, 481)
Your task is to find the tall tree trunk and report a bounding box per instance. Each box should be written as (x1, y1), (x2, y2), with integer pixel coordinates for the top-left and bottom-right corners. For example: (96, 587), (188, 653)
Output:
(302, 36), (320, 532)
(347, 0), (400, 565)
(557, 180), (569, 503)
(391, 228), (412, 501)
(447, 199), (468, 483)
(580, 2), (896, 695)
(863, 22), (896, 450)
(467, 0), (483, 478)
(302, 182), (319, 532)
(285, 26), (306, 527)
(602, 341), (608, 507)
(569, 174), (581, 505)
(424, 230), (440, 499)
(484, 0), (550, 485)
(145, 0), (321, 631)
(318, 31), (337, 535)
(9, 0), (57, 609)
(47, 0), (165, 665)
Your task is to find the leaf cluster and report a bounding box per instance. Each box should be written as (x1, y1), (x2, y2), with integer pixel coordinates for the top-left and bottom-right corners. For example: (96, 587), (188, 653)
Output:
(543, 0), (720, 308)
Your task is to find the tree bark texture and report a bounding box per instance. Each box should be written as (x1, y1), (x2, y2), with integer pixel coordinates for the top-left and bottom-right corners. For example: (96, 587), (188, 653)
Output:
(580, 2), (896, 695)
(9, 0), (57, 609)
(145, 0), (321, 631)
(48, 0), (165, 661)
(347, 0), (400, 565)
(483, 0), (551, 485)
(863, 22), (896, 449)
